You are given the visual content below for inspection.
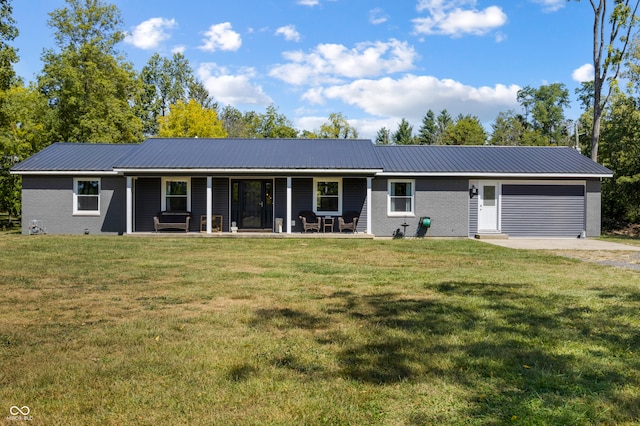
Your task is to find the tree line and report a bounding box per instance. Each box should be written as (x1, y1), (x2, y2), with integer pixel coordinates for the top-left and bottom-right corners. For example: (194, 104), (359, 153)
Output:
(1, 0), (639, 226)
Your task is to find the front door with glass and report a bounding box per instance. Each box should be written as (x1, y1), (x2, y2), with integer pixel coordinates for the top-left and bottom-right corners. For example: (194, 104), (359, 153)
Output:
(478, 181), (500, 233)
(231, 180), (273, 230)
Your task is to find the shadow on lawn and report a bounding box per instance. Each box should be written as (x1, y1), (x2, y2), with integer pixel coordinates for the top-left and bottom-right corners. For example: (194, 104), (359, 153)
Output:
(245, 281), (640, 422)
(321, 283), (640, 423)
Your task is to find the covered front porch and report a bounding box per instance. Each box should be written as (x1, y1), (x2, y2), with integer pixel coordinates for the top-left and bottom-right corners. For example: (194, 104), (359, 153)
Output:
(123, 175), (374, 235)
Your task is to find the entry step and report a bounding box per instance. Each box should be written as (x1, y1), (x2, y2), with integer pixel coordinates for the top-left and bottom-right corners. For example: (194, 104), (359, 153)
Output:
(474, 233), (509, 240)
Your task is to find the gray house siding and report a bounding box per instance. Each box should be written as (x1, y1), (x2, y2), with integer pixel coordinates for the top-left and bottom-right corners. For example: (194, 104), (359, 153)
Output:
(586, 179), (602, 237)
(292, 178), (313, 233)
(191, 178), (207, 233)
(468, 182), (478, 237)
(371, 177), (469, 237)
(213, 178), (230, 232)
(134, 178), (160, 232)
(274, 178), (287, 232)
(22, 175), (125, 235)
(342, 178), (367, 233)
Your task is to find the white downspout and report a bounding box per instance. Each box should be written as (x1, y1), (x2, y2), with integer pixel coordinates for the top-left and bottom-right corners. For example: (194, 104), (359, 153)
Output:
(286, 177), (292, 234)
(206, 176), (212, 234)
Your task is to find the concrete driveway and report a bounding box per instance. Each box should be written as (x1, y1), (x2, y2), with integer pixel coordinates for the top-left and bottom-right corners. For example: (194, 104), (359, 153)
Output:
(478, 238), (640, 251)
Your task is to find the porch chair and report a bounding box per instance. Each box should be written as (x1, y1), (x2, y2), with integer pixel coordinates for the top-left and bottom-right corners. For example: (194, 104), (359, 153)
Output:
(298, 210), (321, 232)
(338, 211), (359, 233)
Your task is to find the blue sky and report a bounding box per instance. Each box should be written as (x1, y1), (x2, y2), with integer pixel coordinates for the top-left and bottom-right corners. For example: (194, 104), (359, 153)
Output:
(12, 0), (595, 139)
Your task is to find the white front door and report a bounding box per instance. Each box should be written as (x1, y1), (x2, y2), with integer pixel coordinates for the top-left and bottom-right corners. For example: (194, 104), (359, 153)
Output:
(478, 181), (500, 232)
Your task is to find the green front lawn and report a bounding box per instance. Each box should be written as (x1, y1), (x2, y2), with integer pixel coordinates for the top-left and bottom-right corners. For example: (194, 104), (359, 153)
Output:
(1, 236), (638, 425)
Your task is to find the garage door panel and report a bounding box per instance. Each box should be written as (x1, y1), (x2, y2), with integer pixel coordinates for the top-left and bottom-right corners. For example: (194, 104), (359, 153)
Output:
(502, 185), (584, 237)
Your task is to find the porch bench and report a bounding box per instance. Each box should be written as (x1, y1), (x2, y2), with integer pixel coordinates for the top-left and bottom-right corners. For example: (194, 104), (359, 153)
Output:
(153, 211), (191, 232)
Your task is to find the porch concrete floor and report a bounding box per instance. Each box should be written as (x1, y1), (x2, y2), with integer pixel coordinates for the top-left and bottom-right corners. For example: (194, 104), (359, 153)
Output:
(128, 231), (374, 239)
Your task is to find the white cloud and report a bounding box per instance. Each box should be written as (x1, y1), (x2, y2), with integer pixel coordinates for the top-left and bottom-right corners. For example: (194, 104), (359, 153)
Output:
(369, 8), (389, 25)
(197, 63), (272, 106)
(124, 17), (176, 50)
(275, 25), (301, 42)
(199, 23), (242, 52)
(572, 63), (594, 82)
(171, 45), (186, 54)
(303, 74), (520, 124)
(298, 0), (319, 6)
(413, 0), (507, 37)
(270, 39), (417, 85)
(531, 0), (566, 12)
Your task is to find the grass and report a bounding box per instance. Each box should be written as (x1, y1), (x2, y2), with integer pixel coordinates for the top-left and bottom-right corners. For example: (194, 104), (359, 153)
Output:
(1, 235), (639, 425)
(601, 234), (640, 248)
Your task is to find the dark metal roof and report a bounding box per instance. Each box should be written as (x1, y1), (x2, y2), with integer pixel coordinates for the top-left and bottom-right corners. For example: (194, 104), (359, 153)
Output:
(374, 145), (613, 176)
(114, 138), (381, 170)
(12, 139), (612, 177)
(11, 142), (138, 172)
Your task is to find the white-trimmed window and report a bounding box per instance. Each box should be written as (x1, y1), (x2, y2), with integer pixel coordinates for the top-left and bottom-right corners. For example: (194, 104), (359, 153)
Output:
(313, 178), (342, 215)
(73, 178), (101, 215)
(162, 178), (191, 212)
(388, 179), (415, 216)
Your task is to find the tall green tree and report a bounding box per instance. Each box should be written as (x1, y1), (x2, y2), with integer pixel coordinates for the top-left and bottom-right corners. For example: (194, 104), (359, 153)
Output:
(375, 127), (390, 145)
(318, 112), (359, 138)
(219, 105), (252, 138)
(489, 110), (526, 145)
(0, 85), (50, 221)
(250, 104), (298, 138)
(38, 0), (143, 143)
(598, 92), (640, 223)
(436, 110), (453, 144)
(442, 114), (487, 145)
(137, 52), (212, 136)
(417, 110), (437, 145)
(572, 0), (640, 161)
(157, 99), (226, 138)
(0, 0), (19, 91)
(516, 83), (570, 145)
(393, 118), (414, 145)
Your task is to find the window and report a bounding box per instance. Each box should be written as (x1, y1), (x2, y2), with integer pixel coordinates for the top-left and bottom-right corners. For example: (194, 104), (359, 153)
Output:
(313, 178), (342, 215)
(74, 178), (100, 215)
(162, 178), (190, 212)
(388, 180), (414, 216)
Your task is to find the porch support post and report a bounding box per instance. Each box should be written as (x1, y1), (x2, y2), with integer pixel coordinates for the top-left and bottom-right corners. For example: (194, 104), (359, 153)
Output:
(366, 177), (372, 234)
(286, 176), (292, 234)
(126, 176), (133, 234)
(206, 176), (212, 234)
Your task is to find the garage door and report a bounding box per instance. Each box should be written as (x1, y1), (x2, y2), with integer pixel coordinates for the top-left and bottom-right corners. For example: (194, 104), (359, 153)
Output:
(501, 184), (585, 237)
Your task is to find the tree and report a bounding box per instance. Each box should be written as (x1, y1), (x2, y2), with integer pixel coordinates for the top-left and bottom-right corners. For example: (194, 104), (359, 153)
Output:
(38, 0), (143, 143)
(0, 0), (19, 91)
(250, 104), (298, 138)
(318, 112), (359, 138)
(598, 92), (640, 224)
(442, 114), (487, 145)
(393, 118), (414, 145)
(572, 0), (640, 161)
(375, 127), (390, 145)
(219, 105), (251, 138)
(188, 79), (216, 110)
(0, 85), (50, 221)
(157, 99), (226, 138)
(436, 110), (453, 144)
(137, 52), (210, 136)
(489, 110), (526, 145)
(516, 83), (570, 145)
(417, 110), (437, 145)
